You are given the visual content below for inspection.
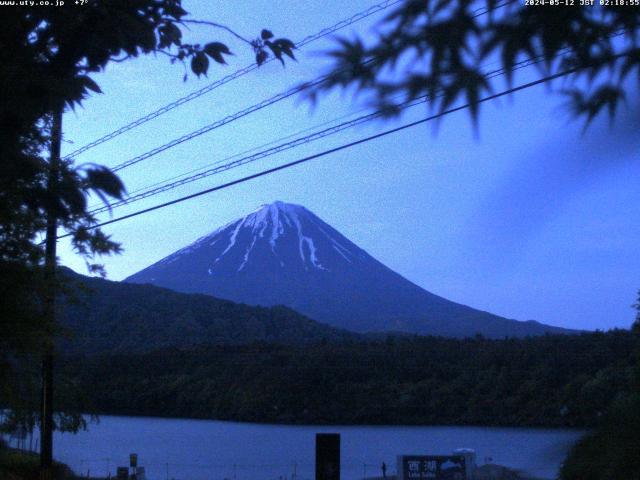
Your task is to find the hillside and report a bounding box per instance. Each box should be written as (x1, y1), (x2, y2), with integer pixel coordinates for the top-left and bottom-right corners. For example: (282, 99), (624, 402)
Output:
(57, 269), (358, 355)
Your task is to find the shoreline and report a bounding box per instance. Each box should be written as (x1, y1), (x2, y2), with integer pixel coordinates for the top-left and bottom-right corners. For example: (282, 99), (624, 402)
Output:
(7, 418), (580, 480)
(67, 410), (593, 431)
(47, 412), (596, 434)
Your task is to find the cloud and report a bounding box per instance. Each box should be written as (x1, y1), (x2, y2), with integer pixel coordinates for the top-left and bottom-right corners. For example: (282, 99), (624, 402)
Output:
(469, 95), (640, 257)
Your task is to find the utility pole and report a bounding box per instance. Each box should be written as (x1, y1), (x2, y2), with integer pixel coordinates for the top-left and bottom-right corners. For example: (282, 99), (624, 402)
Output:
(40, 105), (62, 480)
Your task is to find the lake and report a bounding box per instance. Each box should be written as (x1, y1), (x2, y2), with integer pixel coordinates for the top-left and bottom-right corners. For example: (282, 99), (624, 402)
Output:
(40, 416), (584, 480)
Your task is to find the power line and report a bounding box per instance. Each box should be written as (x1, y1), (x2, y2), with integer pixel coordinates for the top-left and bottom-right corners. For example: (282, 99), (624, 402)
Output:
(62, 0), (404, 161)
(108, 72), (335, 172)
(87, 26), (626, 215)
(67, 0), (514, 168)
(91, 1), (516, 175)
(87, 54), (550, 215)
(90, 98), (418, 214)
(60, 66), (583, 240)
(123, 104), (383, 194)
(85, 105), (379, 212)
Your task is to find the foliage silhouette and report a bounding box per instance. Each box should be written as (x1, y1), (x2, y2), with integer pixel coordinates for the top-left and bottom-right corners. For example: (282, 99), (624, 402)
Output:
(0, 0), (293, 435)
(310, 0), (639, 127)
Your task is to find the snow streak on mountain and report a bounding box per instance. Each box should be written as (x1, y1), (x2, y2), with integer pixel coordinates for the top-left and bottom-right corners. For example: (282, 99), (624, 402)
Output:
(126, 201), (571, 338)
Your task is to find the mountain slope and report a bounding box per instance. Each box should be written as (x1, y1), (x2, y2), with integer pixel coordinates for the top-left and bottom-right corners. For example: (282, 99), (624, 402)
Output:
(126, 201), (573, 338)
(57, 269), (358, 355)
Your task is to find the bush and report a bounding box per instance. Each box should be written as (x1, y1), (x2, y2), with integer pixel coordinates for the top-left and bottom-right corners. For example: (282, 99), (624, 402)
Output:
(0, 447), (79, 480)
(560, 394), (640, 480)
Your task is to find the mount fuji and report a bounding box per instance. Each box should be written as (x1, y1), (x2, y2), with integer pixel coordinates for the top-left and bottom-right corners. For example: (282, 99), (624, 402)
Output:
(125, 201), (571, 338)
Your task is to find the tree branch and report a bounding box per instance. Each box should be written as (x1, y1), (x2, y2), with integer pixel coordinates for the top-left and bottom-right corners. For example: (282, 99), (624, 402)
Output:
(180, 19), (252, 45)
(109, 54), (132, 63)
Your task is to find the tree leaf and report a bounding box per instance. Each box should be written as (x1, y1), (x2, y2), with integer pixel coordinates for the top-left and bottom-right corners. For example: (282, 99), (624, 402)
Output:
(190, 51), (209, 76)
(83, 165), (126, 200)
(204, 42), (231, 64)
(256, 49), (268, 66)
(79, 76), (102, 94)
(274, 39), (296, 61)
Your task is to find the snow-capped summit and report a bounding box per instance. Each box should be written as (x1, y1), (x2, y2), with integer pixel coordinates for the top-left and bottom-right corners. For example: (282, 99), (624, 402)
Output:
(126, 201), (571, 337)
(155, 201), (365, 276)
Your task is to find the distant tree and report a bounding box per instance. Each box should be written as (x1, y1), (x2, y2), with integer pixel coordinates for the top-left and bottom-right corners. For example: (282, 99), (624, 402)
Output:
(45, 329), (636, 427)
(311, 0), (639, 126)
(556, 293), (640, 480)
(633, 290), (640, 333)
(0, 0), (295, 460)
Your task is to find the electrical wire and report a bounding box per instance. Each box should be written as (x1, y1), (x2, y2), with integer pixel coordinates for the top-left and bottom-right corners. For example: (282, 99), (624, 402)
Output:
(59, 65), (586, 240)
(87, 54), (551, 215)
(62, 0), (405, 161)
(108, 72), (335, 172)
(97, 27), (628, 214)
(87, 0), (516, 176)
(67, 0), (516, 166)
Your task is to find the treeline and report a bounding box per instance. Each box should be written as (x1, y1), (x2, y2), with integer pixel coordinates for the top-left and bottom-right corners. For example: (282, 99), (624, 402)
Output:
(558, 322), (640, 480)
(560, 393), (640, 480)
(56, 330), (637, 427)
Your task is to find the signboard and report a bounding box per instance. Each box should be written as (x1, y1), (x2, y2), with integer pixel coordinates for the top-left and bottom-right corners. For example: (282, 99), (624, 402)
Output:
(130, 453), (138, 468)
(116, 466), (129, 480)
(398, 455), (466, 480)
(316, 433), (340, 480)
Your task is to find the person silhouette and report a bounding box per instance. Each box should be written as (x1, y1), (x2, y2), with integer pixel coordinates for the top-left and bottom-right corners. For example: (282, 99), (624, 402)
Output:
(381, 462), (387, 479)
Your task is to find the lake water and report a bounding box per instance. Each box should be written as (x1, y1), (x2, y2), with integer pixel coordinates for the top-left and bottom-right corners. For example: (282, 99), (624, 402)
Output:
(39, 416), (584, 480)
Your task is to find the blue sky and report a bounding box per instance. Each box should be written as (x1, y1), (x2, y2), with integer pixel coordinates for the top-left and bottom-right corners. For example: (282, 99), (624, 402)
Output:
(57, 0), (640, 331)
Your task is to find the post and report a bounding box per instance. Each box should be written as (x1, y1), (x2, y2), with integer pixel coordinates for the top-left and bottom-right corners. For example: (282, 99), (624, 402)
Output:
(315, 433), (340, 480)
(130, 453), (138, 480)
(40, 105), (62, 480)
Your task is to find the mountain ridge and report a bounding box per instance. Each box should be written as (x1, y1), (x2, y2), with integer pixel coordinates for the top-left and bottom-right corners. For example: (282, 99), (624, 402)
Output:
(125, 201), (574, 338)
